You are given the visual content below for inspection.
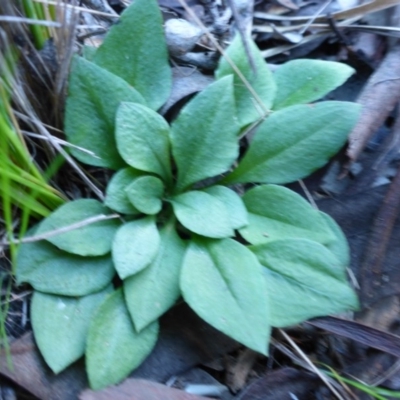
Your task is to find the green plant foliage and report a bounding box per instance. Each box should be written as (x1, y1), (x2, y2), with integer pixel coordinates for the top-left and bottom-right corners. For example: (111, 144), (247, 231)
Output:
(170, 190), (234, 238)
(15, 0), (362, 389)
(125, 176), (164, 215)
(224, 102), (361, 184)
(273, 59), (355, 110)
(31, 287), (111, 373)
(64, 56), (146, 169)
(216, 35), (277, 127)
(86, 290), (159, 390)
(181, 238), (270, 353)
(202, 185), (248, 230)
(240, 185), (335, 245)
(104, 167), (143, 215)
(319, 212), (350, 267)
(170, 76), (240, 191)
(92, 0), (171, 110)
(36, 199), (120, 256)
(124, 221), (186, 331)
(112, 217), (160, 279)
(115, 102), (172, 183)
(16, 239), (115, 296)
(252, 239), (359, 327)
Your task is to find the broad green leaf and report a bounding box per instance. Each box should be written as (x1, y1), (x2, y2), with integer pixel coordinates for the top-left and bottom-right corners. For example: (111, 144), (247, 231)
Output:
(273, 59), (355, 110)
(216, 35), (276, 127)
(93, 0), (171, 110)
(170, 76), (240, 191)
(112, 217), (160, 279)
(240, 185), (335, 245)
(86, 289), (159, 390)
(181, 238), (270, 354)
(116, 103), (172, 182)
(31, 287), (110, 373)
(202, 185), (248, 229)
(251, 239), (359, 328)
(225, 102), (361, 185)
(320, 212), (350, 267)
(36, 199), (120, 257)
(104, 168), (143, 215)
(64, 56), (146, 169)
(125, 176), (164, 215)
(170, 191), (234, 238)
(16, 239), (115, 296)
(124, 221), (186, 331)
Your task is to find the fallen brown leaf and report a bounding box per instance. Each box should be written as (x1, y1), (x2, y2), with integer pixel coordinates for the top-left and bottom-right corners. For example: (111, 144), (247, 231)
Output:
(80, 378), (209, 400)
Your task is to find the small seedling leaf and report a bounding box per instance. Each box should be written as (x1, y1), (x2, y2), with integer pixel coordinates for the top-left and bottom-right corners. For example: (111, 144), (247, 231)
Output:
(181, 238), (270, 354)
(124, 221), (186, 331)
(240, 185), (335, 244)
(104, 168), (143, 215)
(251, 239), (359, 327)
(31, 287), (111, 374)
(170, 76), (240, 191)
(171, 191), (234, 238)
(86, 289), (159, 390)
(116, 102), (172, 182)
(216, 35), (276, 127)
(112, 217), (160, 279)
(273, 59), (355, 110)
(36, 199), (120, 256)
(202, 185), (248, 229)
(65, 56), (146, 169)
(16, 240), (115, 296)
(225, 102), (361, 184)
(93, 0), (171, 110)
(125, 176), (164, 215)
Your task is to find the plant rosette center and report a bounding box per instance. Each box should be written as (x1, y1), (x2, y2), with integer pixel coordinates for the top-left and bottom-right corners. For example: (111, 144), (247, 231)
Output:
(16, 0), (360, 391)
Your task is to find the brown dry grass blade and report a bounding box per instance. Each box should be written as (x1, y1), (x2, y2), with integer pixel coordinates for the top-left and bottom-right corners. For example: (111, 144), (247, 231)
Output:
(79, 378), (209, 400)
(307, 316), (400, 357)
(346, 42), (400, 164)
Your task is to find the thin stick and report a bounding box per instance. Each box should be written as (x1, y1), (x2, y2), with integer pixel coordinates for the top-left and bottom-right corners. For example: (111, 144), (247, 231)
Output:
(176, 0), (271, 116)
(279, 329), (346, 400)
(2, 213), (120, 246)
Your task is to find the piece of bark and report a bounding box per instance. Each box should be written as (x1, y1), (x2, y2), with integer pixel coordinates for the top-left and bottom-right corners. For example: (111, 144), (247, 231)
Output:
(80, 378), (209, 400)
(359, 164), (400, 305)
(0, 333), (87, 400)
(347, 41), (400, 163)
